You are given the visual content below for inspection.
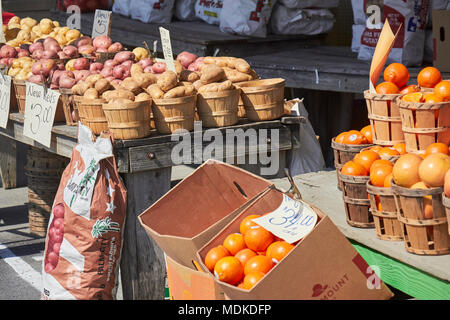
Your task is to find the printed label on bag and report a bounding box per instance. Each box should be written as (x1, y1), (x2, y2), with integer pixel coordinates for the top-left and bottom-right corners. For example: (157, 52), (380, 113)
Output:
(0, 74), (11, 129)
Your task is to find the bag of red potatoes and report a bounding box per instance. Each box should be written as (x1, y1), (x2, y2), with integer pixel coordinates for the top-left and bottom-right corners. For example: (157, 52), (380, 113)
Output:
(41, 124), (127, 300)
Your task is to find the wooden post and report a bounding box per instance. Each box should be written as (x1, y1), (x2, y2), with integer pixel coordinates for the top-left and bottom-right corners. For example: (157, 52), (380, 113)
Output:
(0, 135), (27, 189)
(120, 167), (172, 300)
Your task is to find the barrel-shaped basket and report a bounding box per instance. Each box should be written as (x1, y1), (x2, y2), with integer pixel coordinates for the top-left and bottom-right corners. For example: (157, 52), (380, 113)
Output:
(339, 172), (374, 228)
(442, 194), (450, 235)
(233, 84), (246, 118)
(197, 89), (239, 128)
(392, 182), (450, 255)
(102, 99), (152, 140)
(152, 95), (196, 134)
(59, 88), (79, 126)
(364, 91), (404, 146)
(78, 98), (109, 135)
(367, 181), (403, 241)
(238, 78), (285, 122)
(13, 78), (26, 114)
(332, 138), (373, 190)
(397, 98), (450, 154)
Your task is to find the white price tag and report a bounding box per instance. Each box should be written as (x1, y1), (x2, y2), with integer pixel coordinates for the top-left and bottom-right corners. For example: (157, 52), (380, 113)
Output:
(159, 27), (176, 73)
(252, 194), (318, 244)
(91, 9), (112, 38)
(23, 82), (61, 148)
(0, 1), (5, 43)
(0, 74), (11, 129)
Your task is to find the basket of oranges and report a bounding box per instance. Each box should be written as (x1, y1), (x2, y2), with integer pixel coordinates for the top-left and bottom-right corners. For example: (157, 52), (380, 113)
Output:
(391, 148), (450, 255)
(332, 126), (374, 190)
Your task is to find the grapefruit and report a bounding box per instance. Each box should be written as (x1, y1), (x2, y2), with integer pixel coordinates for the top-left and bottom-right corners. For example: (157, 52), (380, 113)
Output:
(392, 154), (423, 188)
(418, 153), (450, 187)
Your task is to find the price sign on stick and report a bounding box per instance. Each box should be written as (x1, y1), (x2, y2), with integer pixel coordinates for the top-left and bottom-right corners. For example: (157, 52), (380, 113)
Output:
(252, 194), (318, 244)
(0, 1), (6, 43)
(92, 10), (112, 38)
(23, 82), (61, 148)
(159, 27), (176, 73)
(0, 73), (11, 129)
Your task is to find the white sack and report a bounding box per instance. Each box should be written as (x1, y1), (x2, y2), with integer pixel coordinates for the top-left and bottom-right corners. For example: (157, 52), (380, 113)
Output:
(130, 0), (175, 24)
(351, 24), (365, 53)
(112, 0), (131, 17)
(175, 0), (199, 21)
(195, 0), (223, 25)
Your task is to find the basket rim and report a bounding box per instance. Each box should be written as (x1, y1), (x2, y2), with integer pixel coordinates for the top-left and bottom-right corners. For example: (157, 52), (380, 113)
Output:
(396, 96), (450, 109)
(102, 99), (152, 111)
(197, 88), (240, 99)
(390, 181), (444, 196)
(153, 94), (196, 105)
(366, 180), (395, 195)
(363, 90), (401, 101)
(331, 137), (373, 151)
(237, 78), (285, 90)
(338, 171), (370, 183)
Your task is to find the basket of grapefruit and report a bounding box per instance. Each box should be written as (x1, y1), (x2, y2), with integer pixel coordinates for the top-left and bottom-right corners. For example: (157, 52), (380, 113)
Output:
(390, 143), (450, 255)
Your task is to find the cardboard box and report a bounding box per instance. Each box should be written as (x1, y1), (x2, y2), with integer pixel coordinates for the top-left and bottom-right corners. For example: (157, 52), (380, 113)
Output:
(197, 187), (394, 300)
(433, 10), (450, 72)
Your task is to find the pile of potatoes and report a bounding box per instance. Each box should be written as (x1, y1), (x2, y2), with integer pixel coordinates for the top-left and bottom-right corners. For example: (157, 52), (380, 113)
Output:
(202, 56), (258, 83)
(7, 56), (34, 81)
(184, 63), (236, 94)
(147, 70), (196, 100)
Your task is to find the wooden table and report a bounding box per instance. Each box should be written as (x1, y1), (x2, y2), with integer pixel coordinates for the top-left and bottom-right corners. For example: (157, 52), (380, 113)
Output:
(272, 171), (450, 300)
(0, 112), (304, 300)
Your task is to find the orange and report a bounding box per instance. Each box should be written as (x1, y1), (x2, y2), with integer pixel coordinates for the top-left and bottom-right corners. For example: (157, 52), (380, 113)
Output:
(434, 80), (450, 101)
(400, 85), (421, 94)
(341, 160), (369, 176)
(342, 131), (369, 145)
(417, 66), (442, 88)
(244, 225), (275, 252)
(383, 63), (410, 88)
(370, 164), (393, 187)
(354, 150), (380, 172)
(242, 271), (265, 290)
(214, 256), (244, 285)
(418, 153), (450, 187)
(375, 81), (400, 94)
(370, 159), (394, 171)
(378, 147), (400, 158)
(402, 92), (424, 102)
(392, 154), (423, 188)
(335, 132), (347, 144)
(423, 93), (444, 103)
(223, 233), (246, 255)
(384, 173), (393, 187)
(204, 245), (230, 271)
(410, 182), (433, 219)
(239, 215), (261, 235)
(360, 125), (373, 144)
(369, 145), (383, 153)
(244, 255), (275, 275)
(266, 241), (294, 263)
(392, 143), (407, 155)
(425, 143), (449, 156)
(234, 248), (257, 267)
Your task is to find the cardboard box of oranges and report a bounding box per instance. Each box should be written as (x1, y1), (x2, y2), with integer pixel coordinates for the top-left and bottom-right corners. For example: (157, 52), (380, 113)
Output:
(139, 160), (393, 300)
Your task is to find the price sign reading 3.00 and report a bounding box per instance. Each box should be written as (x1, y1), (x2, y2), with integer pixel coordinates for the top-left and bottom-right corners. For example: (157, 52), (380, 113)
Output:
(0, 73), (11, 129)
(23, 82), (61, 148)
(252, 194), (318, 244)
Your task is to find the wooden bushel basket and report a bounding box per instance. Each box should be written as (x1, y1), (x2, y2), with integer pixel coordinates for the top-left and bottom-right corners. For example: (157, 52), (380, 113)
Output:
(197, 89), (239, 128)
(367, 181), (403, 241)
(152, 95), (196, 134)
(78, 98), (109, 135)
(332, 138), (373, 190)
(238, 78), (285, 122)
(339, 172), (374, 228)
(397, 97), (450, 154)
(364, 91), (404, 146)
(442, 194), (450, 235)
(102, 99), (152, 140)
(392, 182), (450, 255)
(13, 78), (26, 114)
(60, 88), (78, 126)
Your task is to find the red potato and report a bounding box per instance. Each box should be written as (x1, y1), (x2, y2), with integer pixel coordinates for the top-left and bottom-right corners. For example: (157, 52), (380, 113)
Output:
(74, 36), (92, 48)
(51, 70), (64, 85)
(73, 58), (90, 71)
(73, 70), (91, 82)
(138, 58), (153, 69)
(113, 64), (131, 80)
(43, 50), (59, 59)
(32, 49), (44, 60)
(152, 62), (166, 74)
(144, 66), (153, 73)
(108, 42), (123, 53)
(176, 51), (197, 69)
(44, 39), (61, 53)
(93, 35), (113, 50)
(63, 45), (79, 58)
(95, 47), (108, 53)
(17, 49), (30, 57)
(103, 59), (118, 69)
(57, 62), (65, 70)
(100, 67), (113, 78)
(0, 45), (17, 59)
(90, 62), (104, 72)
(45, 263), (55, 273)
(32, 59), (56, 77)
(28, 74), (45, 84)
(59, 75), (77, 89)
(29, 42), (44, 54)
(53, 218), (64, 231)
(121, 60), (133, 69)
(53, 204), (65, 219)
(114, 51), (135, 64)
(78, 45), (96, 55)
(57, 51), (70, 59)
(48, 251), (59, 266)
(6, 58), (15, 66)
(53, 243), (62, 254)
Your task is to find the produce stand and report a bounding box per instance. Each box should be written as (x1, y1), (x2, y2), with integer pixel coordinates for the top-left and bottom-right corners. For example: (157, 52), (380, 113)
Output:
(0, 112), (304, 300)
(272, 171), (450, 300)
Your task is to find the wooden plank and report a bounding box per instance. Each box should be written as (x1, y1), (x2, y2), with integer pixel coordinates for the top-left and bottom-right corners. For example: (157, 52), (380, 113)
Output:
(0, 135), (27, 189)
(2, 0), (54, 12)
(351, 241), (450, 300)
(271, 171), (450, 283)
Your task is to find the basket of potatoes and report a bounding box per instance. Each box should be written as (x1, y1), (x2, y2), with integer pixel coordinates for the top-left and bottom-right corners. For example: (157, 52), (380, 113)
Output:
(147, 70), (197, 135)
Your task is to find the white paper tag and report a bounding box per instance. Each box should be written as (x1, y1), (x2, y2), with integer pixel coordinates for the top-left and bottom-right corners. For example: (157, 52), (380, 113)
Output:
(91, 9), (112, 38)
(159, 27), (176, 73)
(0, 1), (5, 44)
(23, 82), (61, 148)
(0, 74), (11, 129)
(252, 194), (318, 244)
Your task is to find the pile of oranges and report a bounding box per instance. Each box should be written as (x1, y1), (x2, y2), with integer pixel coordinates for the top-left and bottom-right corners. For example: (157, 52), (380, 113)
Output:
(335, 125), (373, 145)
(203, 214), (295, 290)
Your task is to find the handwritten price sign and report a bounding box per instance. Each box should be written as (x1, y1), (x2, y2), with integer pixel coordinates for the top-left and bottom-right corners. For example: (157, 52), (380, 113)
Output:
(159, 27), (177, 73)
(92, 10), (112, 38)
(252, 194), (318, 244)
(23, 82), (61, 148)
(0, 73), (11, 129)
(0, 1), (6, 43)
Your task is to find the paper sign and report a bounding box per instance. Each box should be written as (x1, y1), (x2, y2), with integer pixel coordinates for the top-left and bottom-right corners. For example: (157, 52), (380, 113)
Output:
(0, 73), (11, 129)
(91, 9), (112, 38)
(159, 27), (176, 73)
(252, 194), (318, 244)
(369, 19), (401, 93)
(23, 82), (61, 148)
(0, 1), (5, 43)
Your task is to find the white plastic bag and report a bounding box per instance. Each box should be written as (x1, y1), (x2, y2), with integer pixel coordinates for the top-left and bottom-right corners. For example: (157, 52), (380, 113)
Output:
(351, 24), (365, 53)
(195, 0), (223, 25)
(112, 0), (131, 16)
(279, 0), (339, 9)
(270, 4), (335, 35)
(427, 0), (449, 27)
(287, 99), (326, 176)
(356, 0), (430, 67)
(219, 0), (277, 38)
(175, 0), (199, 21)
(130, 0), (175, 24)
